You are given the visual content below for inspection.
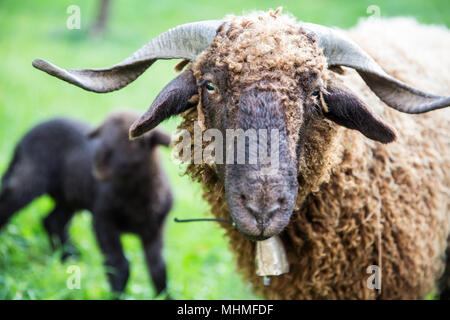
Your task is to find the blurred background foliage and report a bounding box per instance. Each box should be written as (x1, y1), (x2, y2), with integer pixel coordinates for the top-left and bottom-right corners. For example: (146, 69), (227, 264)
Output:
(0, 0), (448, 299)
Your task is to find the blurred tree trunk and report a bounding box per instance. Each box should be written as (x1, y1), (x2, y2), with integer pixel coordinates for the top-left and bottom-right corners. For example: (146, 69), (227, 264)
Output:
(90, 0), (112, 38)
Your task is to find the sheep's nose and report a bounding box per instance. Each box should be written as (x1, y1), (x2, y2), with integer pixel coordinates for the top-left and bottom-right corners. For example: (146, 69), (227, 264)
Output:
(241, 194), (286, 230)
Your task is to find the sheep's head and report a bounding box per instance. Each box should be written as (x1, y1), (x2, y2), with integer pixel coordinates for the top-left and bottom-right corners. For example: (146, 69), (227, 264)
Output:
(33, 10), (450, 240)
(88, 111), (170, 182)
(184, 14), (330, 239)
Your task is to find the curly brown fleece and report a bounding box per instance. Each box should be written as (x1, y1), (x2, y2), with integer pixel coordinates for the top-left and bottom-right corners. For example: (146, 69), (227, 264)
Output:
(178, 13), (450, 299)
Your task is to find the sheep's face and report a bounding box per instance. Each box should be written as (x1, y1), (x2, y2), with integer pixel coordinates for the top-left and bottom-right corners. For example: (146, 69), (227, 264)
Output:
(89, 113), (170, 182)
(191, 13), (328, 240)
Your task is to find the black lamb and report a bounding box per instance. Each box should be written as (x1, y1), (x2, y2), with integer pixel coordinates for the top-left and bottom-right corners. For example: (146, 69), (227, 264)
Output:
(0, 110), (173, 297)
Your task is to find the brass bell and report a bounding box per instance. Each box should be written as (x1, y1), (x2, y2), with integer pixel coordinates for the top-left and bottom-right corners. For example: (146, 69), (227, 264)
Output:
(255, 235), (289, 286)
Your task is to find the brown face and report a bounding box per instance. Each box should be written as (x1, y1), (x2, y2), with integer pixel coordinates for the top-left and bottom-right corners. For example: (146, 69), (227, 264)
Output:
(189, 15), (329, 240)
(199, 79), (301, 240)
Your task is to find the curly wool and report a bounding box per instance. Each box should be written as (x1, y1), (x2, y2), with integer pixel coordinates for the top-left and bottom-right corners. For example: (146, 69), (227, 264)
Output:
(192, 10), (328, 157)
(178, 14), (450, 299)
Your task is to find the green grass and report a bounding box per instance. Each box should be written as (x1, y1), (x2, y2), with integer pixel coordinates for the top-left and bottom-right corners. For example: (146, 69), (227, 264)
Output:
(0, 0), (448, 300)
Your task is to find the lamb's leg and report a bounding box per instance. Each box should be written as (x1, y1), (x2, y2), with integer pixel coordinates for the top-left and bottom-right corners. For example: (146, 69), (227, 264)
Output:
(142, 231), (169, 298)
(43, 203), (77, 261)
(0, 154), (46, 229)
(93, 216), (129, 296)
(0, 184), (44, 229)
(0, 191), (16, 228)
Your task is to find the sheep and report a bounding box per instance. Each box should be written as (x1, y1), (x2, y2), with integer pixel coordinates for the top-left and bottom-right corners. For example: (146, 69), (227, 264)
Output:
(31, 9), (450, 299)
(0, 111), (173, 297)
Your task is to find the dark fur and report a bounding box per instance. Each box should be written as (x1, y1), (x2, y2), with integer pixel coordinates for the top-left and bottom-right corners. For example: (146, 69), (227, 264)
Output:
(322, 81), (396, 143)
(0, 112), (173, 297)
(130, 70), (198, 138)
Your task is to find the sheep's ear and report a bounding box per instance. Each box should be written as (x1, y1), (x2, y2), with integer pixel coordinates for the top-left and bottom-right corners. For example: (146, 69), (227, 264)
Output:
(129, 69), (198, 140)
(87, 125), (103, 139)
(321, 81), (397, 143)
(149, 129), (171, 147)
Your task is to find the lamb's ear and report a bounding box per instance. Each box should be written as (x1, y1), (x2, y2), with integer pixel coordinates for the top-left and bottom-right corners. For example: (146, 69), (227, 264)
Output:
(129, 69), (198, 140)
(321, 82), (397, 143)
(87, 125), (103, 139)
(149, 129), (171, 147)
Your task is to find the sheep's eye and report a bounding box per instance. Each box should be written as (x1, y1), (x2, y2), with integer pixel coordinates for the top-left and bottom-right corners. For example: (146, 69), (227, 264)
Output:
(198, 79), (216, 93)
(205, 82), (215, 93)
(312, 90), (320, 97)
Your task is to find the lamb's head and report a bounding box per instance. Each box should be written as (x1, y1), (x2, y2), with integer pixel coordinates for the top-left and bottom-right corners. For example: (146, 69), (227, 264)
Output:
(33, 10), (450, 239)
(88, 111), (170, 182)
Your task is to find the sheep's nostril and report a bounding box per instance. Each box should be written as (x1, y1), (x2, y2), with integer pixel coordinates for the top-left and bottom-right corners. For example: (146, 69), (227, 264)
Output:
(265, 204), (280, 223)
(245, 203), (262, 215)
(245, 203), (281, 230)
(278, 197), (287, 206)
(244, 204), (263, 226)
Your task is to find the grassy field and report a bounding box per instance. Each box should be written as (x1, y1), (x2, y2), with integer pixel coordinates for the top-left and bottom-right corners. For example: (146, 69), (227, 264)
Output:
(0, 0), (448, 299)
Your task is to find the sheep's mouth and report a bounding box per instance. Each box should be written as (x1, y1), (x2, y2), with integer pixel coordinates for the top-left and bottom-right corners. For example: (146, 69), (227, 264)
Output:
(232, 220), (267, 241)
(231, 211), (293, 240)
(240, 231), (273, 242)
(224, 177), (298, 240)
(224, 170), (298, 240)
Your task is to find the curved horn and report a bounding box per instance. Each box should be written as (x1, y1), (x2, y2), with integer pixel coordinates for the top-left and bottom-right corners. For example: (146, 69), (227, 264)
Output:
(32, 20), (223, 93)
(301, 22), (450, 114)
(129, 69), (198, 139)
